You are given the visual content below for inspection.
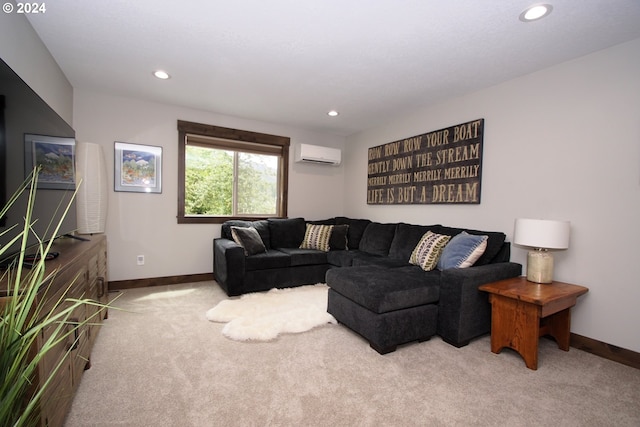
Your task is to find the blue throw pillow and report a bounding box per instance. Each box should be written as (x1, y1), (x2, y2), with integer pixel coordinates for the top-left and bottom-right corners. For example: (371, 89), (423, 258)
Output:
(437, 231), (488, 270)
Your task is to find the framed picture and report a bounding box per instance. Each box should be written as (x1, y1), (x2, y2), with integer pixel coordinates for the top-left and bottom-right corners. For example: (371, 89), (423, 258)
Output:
(24, 134), (76, 190)
(114, 142), (162, 193)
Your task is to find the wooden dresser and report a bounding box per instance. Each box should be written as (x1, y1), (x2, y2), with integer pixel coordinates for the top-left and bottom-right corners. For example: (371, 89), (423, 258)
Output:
(1, 234), (108, 426)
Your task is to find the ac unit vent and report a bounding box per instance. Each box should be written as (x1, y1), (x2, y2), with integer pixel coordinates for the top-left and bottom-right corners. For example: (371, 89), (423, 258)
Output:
(295, 144), (341, 166)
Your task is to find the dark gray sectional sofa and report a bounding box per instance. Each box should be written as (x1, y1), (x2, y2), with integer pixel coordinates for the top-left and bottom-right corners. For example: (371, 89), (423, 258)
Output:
(213, 216), (522, 353)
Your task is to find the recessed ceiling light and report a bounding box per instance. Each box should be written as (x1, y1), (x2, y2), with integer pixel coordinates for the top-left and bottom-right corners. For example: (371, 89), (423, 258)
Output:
(519, 4), (553, 22)
(327, 110), (339, 117)
(153, 70), (171, 79)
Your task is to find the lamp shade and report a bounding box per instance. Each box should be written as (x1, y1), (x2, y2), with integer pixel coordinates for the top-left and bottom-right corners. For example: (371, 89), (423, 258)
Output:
(75, 142), (108, 234)
(513, 218), (570, 250)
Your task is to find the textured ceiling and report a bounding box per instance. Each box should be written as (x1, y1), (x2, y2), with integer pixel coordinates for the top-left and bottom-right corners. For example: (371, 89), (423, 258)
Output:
(26, 0), (640, 136)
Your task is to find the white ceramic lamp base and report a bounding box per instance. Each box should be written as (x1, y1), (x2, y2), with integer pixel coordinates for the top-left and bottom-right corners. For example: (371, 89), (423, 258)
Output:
(526, 249), (554, 283)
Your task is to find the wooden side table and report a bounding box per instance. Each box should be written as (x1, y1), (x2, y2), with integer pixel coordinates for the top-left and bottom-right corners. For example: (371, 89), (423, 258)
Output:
(479, 276), (588, 370)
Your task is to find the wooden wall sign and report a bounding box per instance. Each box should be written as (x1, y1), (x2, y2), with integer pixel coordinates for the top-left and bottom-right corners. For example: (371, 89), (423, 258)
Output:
(367, 118), (484, 205)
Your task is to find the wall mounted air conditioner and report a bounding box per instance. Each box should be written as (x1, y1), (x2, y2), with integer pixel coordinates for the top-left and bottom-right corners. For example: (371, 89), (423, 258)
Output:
(295, 143), (341, 165)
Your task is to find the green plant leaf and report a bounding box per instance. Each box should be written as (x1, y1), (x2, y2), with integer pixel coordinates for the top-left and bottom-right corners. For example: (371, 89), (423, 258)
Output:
(1, 169), (114, 427)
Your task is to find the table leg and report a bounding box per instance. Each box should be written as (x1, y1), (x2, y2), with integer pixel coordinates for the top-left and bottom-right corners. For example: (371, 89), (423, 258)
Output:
(489, 295), (541, 370)
(541, 308), (571, 351)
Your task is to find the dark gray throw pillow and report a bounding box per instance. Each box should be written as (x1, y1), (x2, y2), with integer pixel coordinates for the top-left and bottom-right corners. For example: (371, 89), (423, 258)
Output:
(231, 226), (267, 256)
(329, 224), (349, 250)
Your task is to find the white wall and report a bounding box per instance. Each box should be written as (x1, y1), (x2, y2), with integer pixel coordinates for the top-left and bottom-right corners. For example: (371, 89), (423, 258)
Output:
(0, 13), (73, 124)
(5, 9), (639, 353)
(343, 38), (640, 353)
(73, 90), (345, 282)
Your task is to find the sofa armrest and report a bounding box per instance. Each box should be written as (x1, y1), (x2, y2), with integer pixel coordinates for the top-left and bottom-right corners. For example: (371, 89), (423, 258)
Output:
(437, 262), (522, 347)
(213, 238), (246, 296)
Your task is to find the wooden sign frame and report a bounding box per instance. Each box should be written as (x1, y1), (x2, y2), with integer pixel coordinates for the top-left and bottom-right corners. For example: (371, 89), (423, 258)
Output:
(367, 119), (483, 205)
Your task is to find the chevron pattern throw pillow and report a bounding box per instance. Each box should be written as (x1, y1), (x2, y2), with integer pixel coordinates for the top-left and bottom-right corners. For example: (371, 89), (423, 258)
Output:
(409, 231), (451, 271)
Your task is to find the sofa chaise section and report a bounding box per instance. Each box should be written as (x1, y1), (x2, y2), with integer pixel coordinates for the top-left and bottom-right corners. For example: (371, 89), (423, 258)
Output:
(326, 265), (441, 354)
(324, 220), (522, 352)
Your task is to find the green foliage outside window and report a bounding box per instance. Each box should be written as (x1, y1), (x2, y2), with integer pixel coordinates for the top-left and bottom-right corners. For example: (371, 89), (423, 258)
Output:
(185, 146), (278, 216)
(237, 153), (278, 215)
(185, 146), (233, 215)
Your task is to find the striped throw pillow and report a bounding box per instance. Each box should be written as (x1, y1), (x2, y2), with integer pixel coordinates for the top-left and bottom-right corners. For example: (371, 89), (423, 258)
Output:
(300, 224), (334, 252)
(409, 231), (451, 271)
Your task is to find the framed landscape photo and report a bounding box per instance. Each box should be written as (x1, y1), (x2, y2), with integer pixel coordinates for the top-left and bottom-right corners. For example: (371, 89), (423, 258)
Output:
(24, 134), (76, 190)
(114, 142), (162, 193)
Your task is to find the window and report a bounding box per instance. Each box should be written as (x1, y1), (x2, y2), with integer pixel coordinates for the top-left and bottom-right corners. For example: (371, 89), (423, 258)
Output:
(177, 120), (289, 223)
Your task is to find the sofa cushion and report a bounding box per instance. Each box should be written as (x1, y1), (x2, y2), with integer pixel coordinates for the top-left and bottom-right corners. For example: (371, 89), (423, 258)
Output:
(221, 220), (253, 240)
(335, 217), (371, 249)
(437, 231), (488, 270)
(409, 231), (451, 271)
(326, 250), (407, 268)
(231, 226), (267, 256)
(468, 230), (505, 265)
(326, 249), (354, 267)
(268, 217), (306, 248)
(351, 252), (409, 268)
(326, 266), (441, 313)
(358, 222), (398, 256)
(244, 249), (291, 271)
(308, 218), (336, 225)
(278, 247), (328, 267)
(388, 223), (440, 261)
(250, 220), (271, 250)
(430, 225), (505, 266)
(222, 220), (270, 249)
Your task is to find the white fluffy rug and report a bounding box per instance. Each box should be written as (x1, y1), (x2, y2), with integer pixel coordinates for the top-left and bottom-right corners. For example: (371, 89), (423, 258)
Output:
(206, 283), (337, 341)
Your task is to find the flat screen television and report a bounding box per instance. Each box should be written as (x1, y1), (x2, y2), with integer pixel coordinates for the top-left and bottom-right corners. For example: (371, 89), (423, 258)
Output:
(0, 57), (77, 267)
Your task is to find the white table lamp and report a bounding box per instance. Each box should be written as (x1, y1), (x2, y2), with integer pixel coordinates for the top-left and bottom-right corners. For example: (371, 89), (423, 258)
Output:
(513, 218), (570, 283)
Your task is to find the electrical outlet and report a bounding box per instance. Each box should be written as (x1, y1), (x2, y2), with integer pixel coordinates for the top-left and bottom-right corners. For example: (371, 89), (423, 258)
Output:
(137, 255), (145, 266)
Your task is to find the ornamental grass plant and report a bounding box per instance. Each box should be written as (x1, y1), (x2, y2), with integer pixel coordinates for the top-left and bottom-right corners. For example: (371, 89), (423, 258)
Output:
(0, 170), (111, 427)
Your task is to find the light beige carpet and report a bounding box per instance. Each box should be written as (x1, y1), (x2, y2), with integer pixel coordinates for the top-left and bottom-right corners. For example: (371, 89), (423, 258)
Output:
(64, 281), (640, 426)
